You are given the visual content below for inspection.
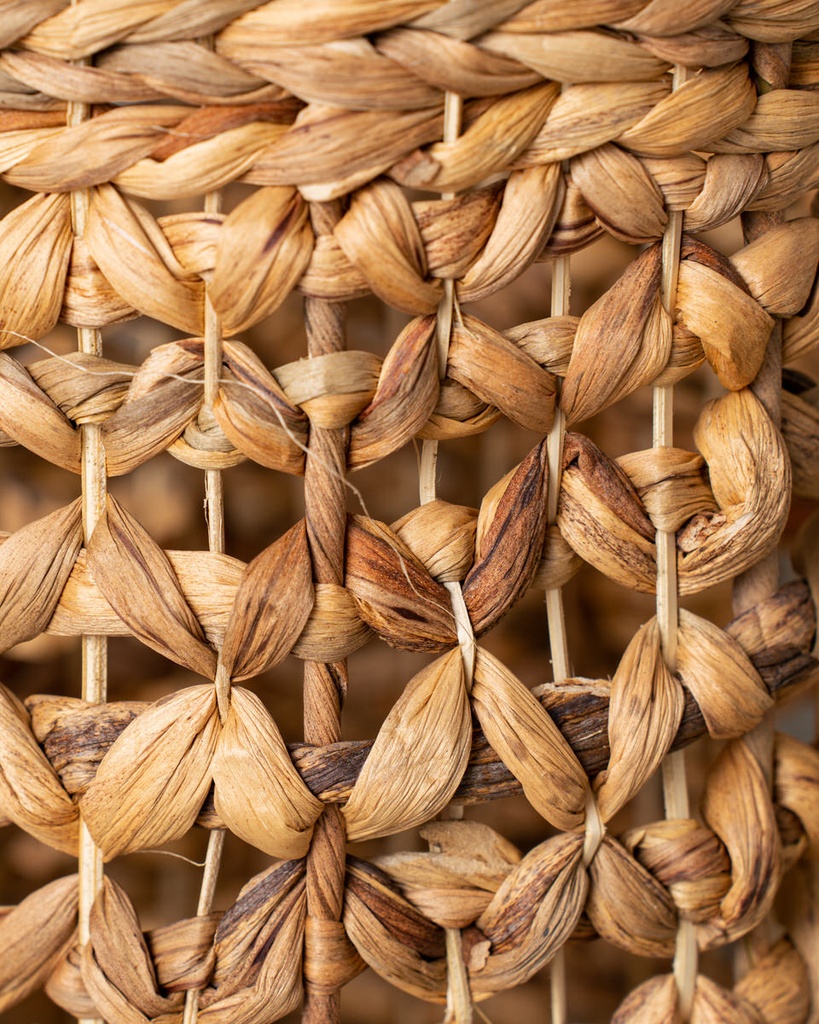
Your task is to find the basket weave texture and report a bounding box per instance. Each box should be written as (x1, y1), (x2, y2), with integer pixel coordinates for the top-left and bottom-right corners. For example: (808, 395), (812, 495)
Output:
(1, 1), (819, 1022)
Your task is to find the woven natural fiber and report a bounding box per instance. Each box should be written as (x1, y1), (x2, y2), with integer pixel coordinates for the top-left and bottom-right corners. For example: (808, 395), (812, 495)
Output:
(1, 2), (819, 1023)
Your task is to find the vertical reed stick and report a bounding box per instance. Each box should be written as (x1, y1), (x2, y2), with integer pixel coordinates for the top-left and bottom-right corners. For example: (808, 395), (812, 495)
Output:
(656, 64), (697, 1021)
(67, 55), (106, 1021)
(183, 188), (227, 1024)
(418, 92), (476, 1024)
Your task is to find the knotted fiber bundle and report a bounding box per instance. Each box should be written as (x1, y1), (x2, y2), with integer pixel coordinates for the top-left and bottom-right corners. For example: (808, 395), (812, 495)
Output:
(0, 1), (819, 1023)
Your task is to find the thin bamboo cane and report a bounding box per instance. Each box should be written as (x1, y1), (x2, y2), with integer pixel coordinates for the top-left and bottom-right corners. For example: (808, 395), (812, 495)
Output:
(67, 42), (106, 1022)
(656, 64), (697, 1021)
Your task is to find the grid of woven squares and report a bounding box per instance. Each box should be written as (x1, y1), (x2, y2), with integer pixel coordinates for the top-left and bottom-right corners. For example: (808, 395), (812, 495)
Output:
(1, 1), (819, 1022)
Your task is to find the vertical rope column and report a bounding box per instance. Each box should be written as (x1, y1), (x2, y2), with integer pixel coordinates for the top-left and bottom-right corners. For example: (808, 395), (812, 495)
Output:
(546, 253), (572, 1024)
(183, 187), (227, 1024)
(302, 201), (349, 1024)
(732, 40), (792, 968)
(419, 92), (476, 1024)
(67, 66), (105, 1024)
(656, 64), (697, 1019)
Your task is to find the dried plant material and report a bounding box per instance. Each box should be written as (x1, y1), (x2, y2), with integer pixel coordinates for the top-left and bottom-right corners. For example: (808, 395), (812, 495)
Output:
(35, 700), (143, 798)
(344, 858), (446, 1003)
(393, 83), (558, 193)
(447, 315), (556, 433)
(334, 178), (440, 314)
(207, 859), (305, 993)
(775, 734), (819, 858)
(345, 515), (456, 650)
(221, 521), (314, 680)
(0, 354), (81, 472)
(472, 833), (586, 996)
(147, 913), (220, 992)
(415, 186), (502, 280)
(28, 351), (131, 425)
(587, 836), (677, 958)
(61, 234), (137, 328)
(623, 819), (730, 924)
(735, 939), (810, 1024)
(419, 377), (500, 441)
(561, 244), (669, 424)
(0, 875), (79, 1013)
(377, 820), (520, 928)
(0, 683), (78, 854)
(471, 647), (588, 831)
(349, 316), (438, 470)
(0, 192), (71, 345)
(459, 164), (562, 303)
(343, 650), (469, 842)
(570, 142), (667, 242)
(558, 433), (657, 593)
(507, 315), (577, 376)
(210, 185), (312, 334)
(252, 103), (443, 201)
(783, 273), (819, 364)
(731, 217), (819, 316)
(612, 973), (680, 1024)
(113, 120), (287, 200)
(679, 389), (791, 594)
(521, 81), (668, 164)
(391, 501), (477, 584)
(215, 341), (306, 475)
(782, 388), (819, 500)
(675, 610), (772, 739)
(292, 583), (372, 661)
(0, 499), (82, 653)
(596, 618), (684, 822)
(45, 943), (97, 1019)
(87, 496), (217, 678)
(464, 441), (549, 635)
(85, 183), (204, 334)
(102, 339), (205, 476)
(377, 27), (540, 96)
(533, 524), (582, 590)
(690, 976), (763, 1024)
(717, 89), (819, 152)
(618, 448), (717, 533)
(539, 178), (603, 258)
(6, 104), (187, 188)
(80, 684), (219, 860)
(252, 38), (438, 110)
(684, 153), (767, 232)
(82, 878), (181, 1022)
(620, 65), (756, 156)
(676, 254), (773, 390)
(700, 739), (781, 948)
(213, 686), (322, 857)
(276, 350), (381, 429)
(480, 29), (668, 83)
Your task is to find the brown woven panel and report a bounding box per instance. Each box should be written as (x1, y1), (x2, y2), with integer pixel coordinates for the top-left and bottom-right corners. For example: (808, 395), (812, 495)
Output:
(1, 2), (819, 1023)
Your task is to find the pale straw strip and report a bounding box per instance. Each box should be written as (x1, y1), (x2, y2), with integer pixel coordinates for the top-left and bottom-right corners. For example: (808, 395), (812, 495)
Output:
(183, 187), (227, 1024)
(547, 254), (572, 1024)
(656, 63), (697, 1022)
(67, 32), (106, 1021)
(418, 91), (475, 1024)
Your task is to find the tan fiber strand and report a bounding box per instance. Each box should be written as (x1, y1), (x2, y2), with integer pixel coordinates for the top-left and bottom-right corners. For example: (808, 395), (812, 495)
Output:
(0, 7), (817, 1024)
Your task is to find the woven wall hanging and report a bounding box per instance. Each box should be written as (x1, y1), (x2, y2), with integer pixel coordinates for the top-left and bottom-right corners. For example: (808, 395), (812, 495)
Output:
(0, 2), (818, 1023)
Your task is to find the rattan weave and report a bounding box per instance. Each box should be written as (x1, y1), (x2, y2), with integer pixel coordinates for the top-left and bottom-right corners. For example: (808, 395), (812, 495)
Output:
(1, 2), (819, 1022)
